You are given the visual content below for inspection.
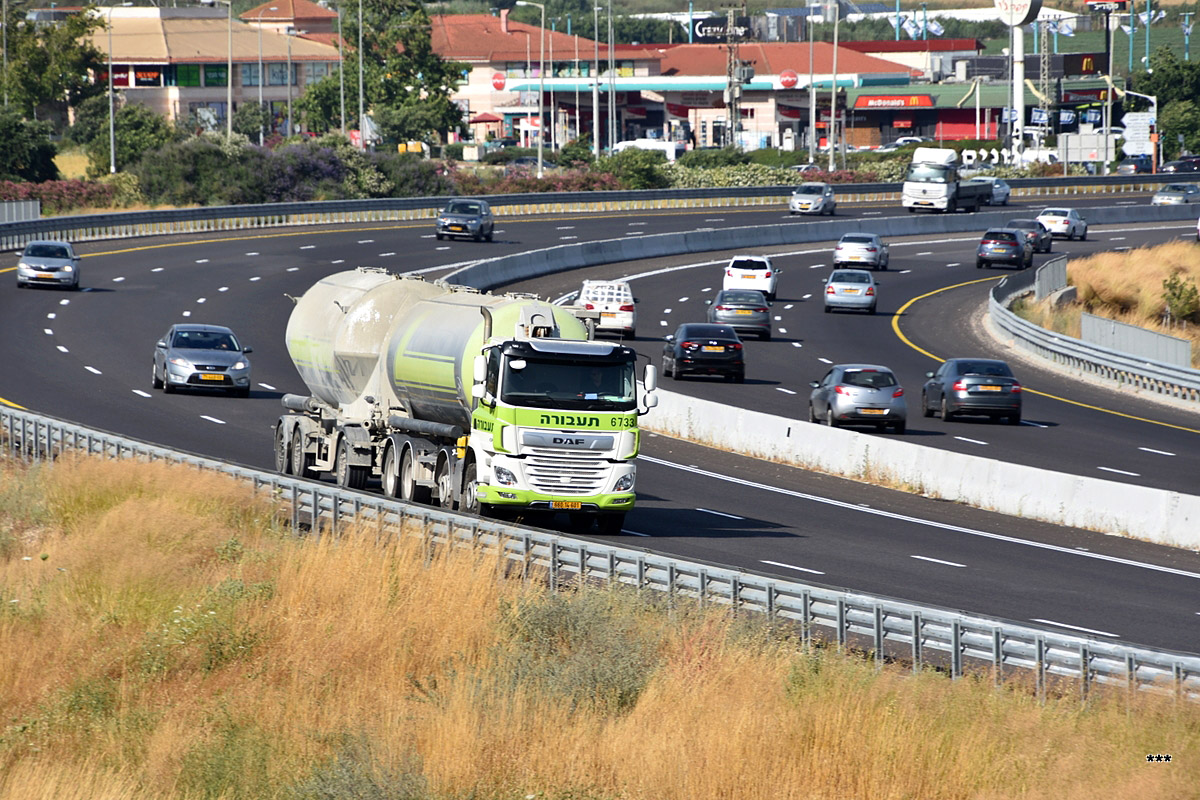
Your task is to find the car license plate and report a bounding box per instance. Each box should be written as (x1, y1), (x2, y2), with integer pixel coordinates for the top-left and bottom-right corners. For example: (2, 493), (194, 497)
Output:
(199, 374), (225, 381)
(37, 272), (54, 279)
(450, 225), (465, 231)
(734, 310), (753, 315)
(844, 288), (860, 295)
(702, 345), (723, 352)
(850, 255), (863, 261)
(978, 385), (1003, 392)
(859, 408), (886, 415)
(601, 312), (616, 319)
(551, 501), (582, 510)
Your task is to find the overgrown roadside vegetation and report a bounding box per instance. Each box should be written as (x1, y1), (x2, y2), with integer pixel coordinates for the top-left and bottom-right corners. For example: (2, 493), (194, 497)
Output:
(1, 454), (1197, 799)
(1013, 241), (1200, 367)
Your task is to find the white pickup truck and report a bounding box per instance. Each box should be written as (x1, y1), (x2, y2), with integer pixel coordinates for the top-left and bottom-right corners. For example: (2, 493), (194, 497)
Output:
(902, 147), (990, 213)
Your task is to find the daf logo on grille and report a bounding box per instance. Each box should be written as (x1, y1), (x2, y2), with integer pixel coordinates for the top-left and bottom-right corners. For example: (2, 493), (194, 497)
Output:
(523, 431), (614, 450)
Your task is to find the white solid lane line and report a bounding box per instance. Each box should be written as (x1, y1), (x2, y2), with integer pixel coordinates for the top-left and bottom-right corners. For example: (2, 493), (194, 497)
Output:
(697, 507), (745, 520)
(641, 455), (1200, 581)
(1139, 447), (1176, 456)
(911, 555), (967, 568)
(776, 388), (796, 395)
(1030, 618), (1118, 637)
(953, 436), (989, 446)
(1098, 466), (1140, 477)
(556, 225), (575, 230)
(200, 415), (226, 425)
(761, 559), (825, 575)
(132, 390), (152, 398)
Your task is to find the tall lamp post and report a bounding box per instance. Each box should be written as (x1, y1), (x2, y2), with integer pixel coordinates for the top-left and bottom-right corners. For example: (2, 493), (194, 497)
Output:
(3, 0), (9, 106)
(592, 3), (600, 156)
(516, 0), (545, 178)
(226, 0), (232, 137)
(256, 6), (277, 145)
(286, 26), (305, 138)
(358, 0), (364, 149)
(108, 8), (115, 173)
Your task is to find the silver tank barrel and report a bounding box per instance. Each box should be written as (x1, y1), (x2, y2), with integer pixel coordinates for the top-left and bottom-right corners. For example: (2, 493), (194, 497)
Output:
(281, 394), (325, 413)
(387, 415), (464, 439)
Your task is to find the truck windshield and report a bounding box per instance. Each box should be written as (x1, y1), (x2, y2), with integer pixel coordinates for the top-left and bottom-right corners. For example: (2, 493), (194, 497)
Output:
(501, 359), (637, 411)
(905, 164), (950, 184)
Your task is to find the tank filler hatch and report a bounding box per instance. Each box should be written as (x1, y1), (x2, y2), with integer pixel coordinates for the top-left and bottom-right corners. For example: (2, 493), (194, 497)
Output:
(516, 306), (559, 340)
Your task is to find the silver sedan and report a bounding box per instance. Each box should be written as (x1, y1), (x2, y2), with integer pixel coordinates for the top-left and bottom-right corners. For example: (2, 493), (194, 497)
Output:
(833, 233), (889, 270)
(823, 269), (879, 314)
(16, 240), (81, 290)
(153, 323), (253, 397)
(1151, 183), (1200, 205)
(809, 363), (907, 434)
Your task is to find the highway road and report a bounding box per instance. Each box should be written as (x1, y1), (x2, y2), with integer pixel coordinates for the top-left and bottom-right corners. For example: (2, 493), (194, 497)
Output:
(2, 191), (1199, 654)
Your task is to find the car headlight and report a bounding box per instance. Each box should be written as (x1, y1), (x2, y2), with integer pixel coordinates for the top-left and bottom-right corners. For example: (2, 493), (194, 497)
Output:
(18, 262), (29, 269)
(494, 466), (518, 486)
(614, 473), (634, 492)
(168, 357), (191, 367)
(62, 265), (74, 273)
(233, 360), (247, 370)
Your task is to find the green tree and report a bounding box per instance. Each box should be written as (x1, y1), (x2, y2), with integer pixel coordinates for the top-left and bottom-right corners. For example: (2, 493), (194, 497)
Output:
(232, 102), (272, 143)
(336, 0), (469, 143)
(0, 108), (60, 182)
(2, 9), (106, 128)
(67, 92), (112, 147)
(293, 71), (347, 135)
(595, 147), (670, 189)
(1134, 46), (1200, 111)
(87, 103), (176, 177)
(1157, 99), (1200, 161)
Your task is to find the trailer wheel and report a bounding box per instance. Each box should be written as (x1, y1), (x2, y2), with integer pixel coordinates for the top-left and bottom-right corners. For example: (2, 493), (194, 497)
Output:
(335, 437), (369, 490)
(400, 447), (432, 504)
(436, 457), (455, 510)
(275, 423), (292, 475)
(382, 445), (401, 497)
(290, 427), (315, 477)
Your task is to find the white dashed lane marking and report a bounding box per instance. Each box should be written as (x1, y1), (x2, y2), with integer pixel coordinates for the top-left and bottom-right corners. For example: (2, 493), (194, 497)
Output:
(556, 225), (575, 230)
(300, 245), (315, 250)
(332, 259), (344, 264)
(954, 436), (988, 446)
(678, 296), (689, 302)
(182, 311), (191, 317)
(379, 252), (396, 257)
(1099, 466), (1140, 477)
(46, 313), (55, 319)
(56, 345), (68, 353)
(818, 357), (832, 364)
(761, 559), (825, 575)
(249, 276), (261, 282)
(200, 416), (226, 425)
(911, 555), (966, 568)
(195, 259), (209, 264)
(258, 382), (276, 391)
(357, 239), (374, 244)
(152, 267), (165, 272)
(85, 366), (101, 375)
(113, 276), (125, 282)
(776, 388), (796, 395)
(286, 267), (299, 272)
(43, 329), (52, 335)
(1139, 447), (1176, 456)
(219, 287), (229, 292)
(629, 221), (647, 226)
(196, 298), (206, 304)
(697, 507), (744, 520)
(560, 235), (579, 241)
(244, 252), (259, 257)
(132, 390), (152, 398)
(1031, 619), (1118, 637)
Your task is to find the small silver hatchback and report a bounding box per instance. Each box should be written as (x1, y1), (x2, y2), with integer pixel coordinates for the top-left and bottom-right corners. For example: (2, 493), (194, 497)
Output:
(16, 240), (81, 290)
(809, 363), (907, 434)
(823, 269), (879, 314)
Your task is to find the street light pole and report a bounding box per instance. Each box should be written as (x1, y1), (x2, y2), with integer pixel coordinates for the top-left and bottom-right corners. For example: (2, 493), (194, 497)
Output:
(108, 8), (115, 173)
(592, 3), (600, 156)
(358, 0), (364, 149)
(286, 26), (293, 138)
(257, 6), (276, 145)
(226, 0), (232, 138)
(337, 4), (345, 135)
(3, 0), (9, 106)
(516, 1), (545, 177)
(607, 0), (615, 148)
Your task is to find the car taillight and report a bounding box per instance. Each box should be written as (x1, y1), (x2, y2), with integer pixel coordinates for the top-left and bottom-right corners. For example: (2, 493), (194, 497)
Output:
(953, 380), (967, 391)
(826, 285), (836, 294)
(681, 341), (696, 349)
(892, 388), (904, 398)
(1011, 382), (1022, 393)
(619, 304), (634, 312)
(726, 269), (733, 277)
(834, 385), (849, 395)
(865, 247), (877, 252)
(866, 286), (875, 296)
(754, 307), (768, 313)
(715, 305), (729, 311)
(764, 271), (772, 277)
(730, 342), (743, 351)
(981, 239), (1000, 246)
(584, 303), (595, 310)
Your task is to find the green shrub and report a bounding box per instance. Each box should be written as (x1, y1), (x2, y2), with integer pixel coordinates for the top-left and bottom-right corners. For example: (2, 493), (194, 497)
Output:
(594, 148), (671, 190)
(678, 146), (750, 169)
(1163, 272), (1200, 322)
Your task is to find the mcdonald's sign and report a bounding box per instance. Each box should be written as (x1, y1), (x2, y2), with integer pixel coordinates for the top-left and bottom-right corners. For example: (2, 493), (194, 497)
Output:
(853, 94), (933, 109)
(1063, 53), (1104, 76)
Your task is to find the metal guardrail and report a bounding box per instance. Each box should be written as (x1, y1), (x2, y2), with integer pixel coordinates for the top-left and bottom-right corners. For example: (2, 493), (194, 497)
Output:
(992, 259), (1200, 404)
(0, 175), (1177, 252)
(3, 406), (1198, 702)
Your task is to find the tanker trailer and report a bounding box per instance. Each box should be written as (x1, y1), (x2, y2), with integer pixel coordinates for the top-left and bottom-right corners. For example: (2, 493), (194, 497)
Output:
(274, 267), (658, 534)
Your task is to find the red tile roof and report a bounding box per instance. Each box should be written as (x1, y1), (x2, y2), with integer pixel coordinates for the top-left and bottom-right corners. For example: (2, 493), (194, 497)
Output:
(430, 13), (663, 64)
(241, 0), (335, 24)
(657, 42), (910, 77)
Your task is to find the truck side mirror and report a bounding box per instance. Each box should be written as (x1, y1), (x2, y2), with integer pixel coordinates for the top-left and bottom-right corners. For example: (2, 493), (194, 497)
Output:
(473, 354), (486, 383)
(643, 364), (657, 392)
(642, 393), (659, 412)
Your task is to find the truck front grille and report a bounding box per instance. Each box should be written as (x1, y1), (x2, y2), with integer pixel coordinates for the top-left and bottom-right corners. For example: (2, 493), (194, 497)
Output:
(522, 447), (609, 495)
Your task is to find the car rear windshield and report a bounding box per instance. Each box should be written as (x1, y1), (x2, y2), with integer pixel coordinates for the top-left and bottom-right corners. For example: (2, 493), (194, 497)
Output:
(830, 271), (870, 283)
(25, 244), (70, 258)
(681, 325), (737, 339)
(581, 282), (632, 303)
(729, 259), (769, 272)
(1164, 185), (1191, 192)
(840, 235), (874, 245)
(955, 361), (1013, 377)
(983, 231), (1016, 242)
(719, 291), (766, 304)
(843, 370), (897, 388)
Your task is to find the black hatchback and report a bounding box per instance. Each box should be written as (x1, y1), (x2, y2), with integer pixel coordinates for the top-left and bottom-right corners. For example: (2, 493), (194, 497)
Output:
(662, 323), (745, 383)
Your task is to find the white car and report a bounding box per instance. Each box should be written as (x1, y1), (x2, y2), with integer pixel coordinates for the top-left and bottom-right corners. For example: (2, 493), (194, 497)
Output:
(833, 233), (889, 270)
(1036, 207), (1088, 240)
(788, 182), (836, 215)
(576, 279), (637, 339)
(723, 255), (781, 301)
(967, 176), (1011, 206)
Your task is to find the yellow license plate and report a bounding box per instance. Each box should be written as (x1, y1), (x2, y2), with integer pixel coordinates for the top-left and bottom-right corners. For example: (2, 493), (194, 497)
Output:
(551, 501), (582, 510)
(199, 374), (225, 381)
(978, 385), (1002, 392)
(734, 310), (753, 315)
(843, 288), (861, 295)
(37, 272), (54, 278)
(702, 345), (723, 352)
(601, 312), (617, 319)
(450, 225), (465, 231)
(859, 408), (886, 415)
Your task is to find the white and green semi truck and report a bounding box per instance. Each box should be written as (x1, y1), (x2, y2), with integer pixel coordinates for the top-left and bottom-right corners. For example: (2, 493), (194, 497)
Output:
(274, 267), (657, 533)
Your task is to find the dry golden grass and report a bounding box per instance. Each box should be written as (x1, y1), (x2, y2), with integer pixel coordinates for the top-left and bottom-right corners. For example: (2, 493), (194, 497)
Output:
(1, 454), (1199, 799)
(53, 148), (90, 181)
(1018, 242), (1200, 367)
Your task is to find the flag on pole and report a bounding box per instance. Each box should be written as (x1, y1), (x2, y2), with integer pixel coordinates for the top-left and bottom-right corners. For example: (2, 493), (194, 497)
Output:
(1185, 24), (1195, 35)
(1083, 109), (1102, 124)
(926, 19), (944, 36)
(1153, 9), (1166, 22)
(890, 15), (903, 33)
(1120, 24), (1133, 35)
(1138, 11), (1151, 25)
(1031, 108), (1049, 125)
(1058, 19), (1075, 36)
(903, 17), (921, 39)
(1059, 110), (1076, 125)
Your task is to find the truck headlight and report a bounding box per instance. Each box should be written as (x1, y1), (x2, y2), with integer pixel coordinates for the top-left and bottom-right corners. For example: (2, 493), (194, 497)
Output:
(614, 473), (634, 492)
(494, 466), (518, 486)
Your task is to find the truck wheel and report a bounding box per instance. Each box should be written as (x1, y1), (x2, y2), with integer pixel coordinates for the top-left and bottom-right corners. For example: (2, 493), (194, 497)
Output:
(275, 424), (292, 475)
(400, 447), (431, 504)
(290, 427), (315, 477)
(436, 458), (455, 510)
(461, 461), (486, 516)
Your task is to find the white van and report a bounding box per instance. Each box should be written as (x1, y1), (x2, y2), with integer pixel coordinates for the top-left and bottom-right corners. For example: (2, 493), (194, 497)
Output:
(576, 280), (637, 339)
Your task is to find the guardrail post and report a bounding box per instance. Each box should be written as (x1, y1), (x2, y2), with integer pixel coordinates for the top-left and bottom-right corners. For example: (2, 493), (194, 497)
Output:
(550, 539), (560, 593)
(1175, 662), (1185, 704)
(836, 598), (847, 651)
(801, 589), (812, 650)
(1036, 637), (1046, 703)
(952, 620), (962, 680)
(699, 569), (708, 608)
(522, 533), (532, 582)
(1080, 644), (1091, 703)
(873, 604), (884, 670)
(667, 562), (676, 603)
(579, 543), (589, 583)
(1126, 653), (1137, 707)
(912, 612), (922, 674)
(731, 575), (741, 616)
(607, 550), (615, 584)
(637, 556), (646, 591)
(993, 627), (1003, 686)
